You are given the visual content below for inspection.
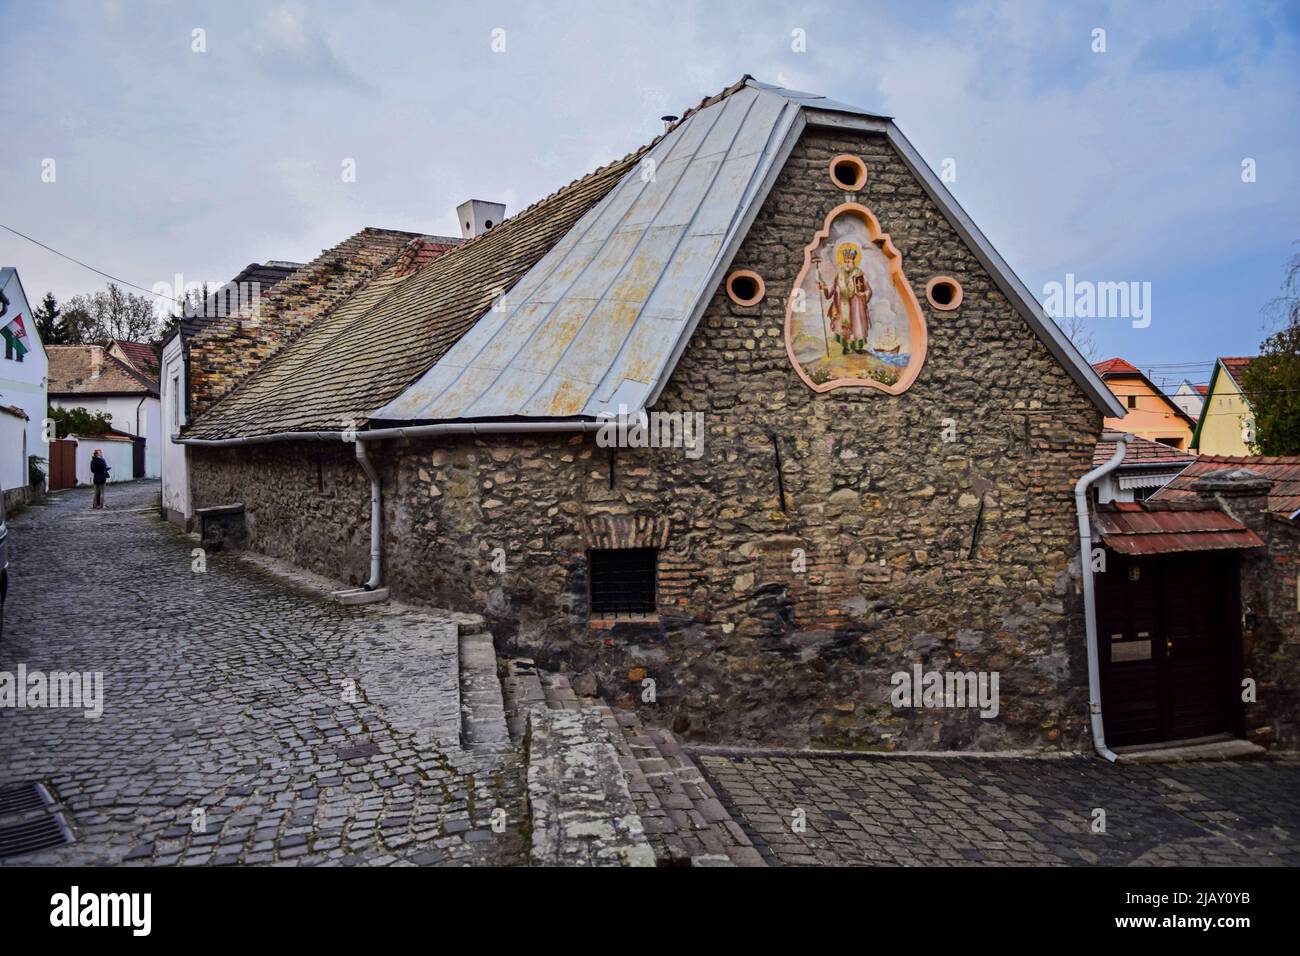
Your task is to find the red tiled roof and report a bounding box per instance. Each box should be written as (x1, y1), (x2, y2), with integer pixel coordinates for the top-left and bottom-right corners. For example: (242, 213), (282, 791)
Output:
(108, 340), (159, 386)
(1094, 430), (1197, 467)
(1092, 357), (1141, 376)
(48, 345), (157, 396)
(1096, 502), (1264, 555)
(1195, 384), (1208, 395)
(1220, 357), (1257, 384)
(1149, 455), (1300, 518)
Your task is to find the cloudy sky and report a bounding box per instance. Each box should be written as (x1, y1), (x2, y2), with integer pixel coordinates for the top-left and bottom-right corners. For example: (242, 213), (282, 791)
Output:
(1, 0), (1297, 391)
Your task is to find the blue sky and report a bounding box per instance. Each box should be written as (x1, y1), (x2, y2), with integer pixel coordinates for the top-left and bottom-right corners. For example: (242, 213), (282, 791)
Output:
(1, 0), (1296, 394)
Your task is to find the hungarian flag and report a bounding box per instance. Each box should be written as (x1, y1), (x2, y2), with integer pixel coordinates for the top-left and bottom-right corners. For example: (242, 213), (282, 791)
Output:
(2, 313), (28, 357)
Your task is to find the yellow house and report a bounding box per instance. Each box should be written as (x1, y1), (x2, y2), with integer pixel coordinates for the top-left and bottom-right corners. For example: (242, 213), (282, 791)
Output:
(1093, 357), (1196, 449)
(1192, 356), (1257, 455)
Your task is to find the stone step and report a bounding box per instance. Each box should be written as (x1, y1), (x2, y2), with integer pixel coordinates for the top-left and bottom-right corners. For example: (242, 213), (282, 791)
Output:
(525, 705), (656, 867)
(500, 658), (546, 742)
(537, 672), (764, 867)
(457, 631), (511, 752)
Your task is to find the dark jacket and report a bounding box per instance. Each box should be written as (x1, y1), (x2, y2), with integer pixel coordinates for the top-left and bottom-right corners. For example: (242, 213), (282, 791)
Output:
(90, 455), (109, 484)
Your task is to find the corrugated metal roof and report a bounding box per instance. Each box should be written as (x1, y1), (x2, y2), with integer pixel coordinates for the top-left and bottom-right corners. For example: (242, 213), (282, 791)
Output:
(1096, 503), (1264, 555)
(372, 81), (811, 422)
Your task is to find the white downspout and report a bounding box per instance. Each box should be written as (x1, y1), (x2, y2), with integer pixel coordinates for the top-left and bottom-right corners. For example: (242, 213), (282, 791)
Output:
(355, 440), (382, 590)
(1074, 433), (1131, 762)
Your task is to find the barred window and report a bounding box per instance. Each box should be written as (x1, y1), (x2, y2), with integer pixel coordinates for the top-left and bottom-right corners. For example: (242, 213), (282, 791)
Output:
(588, 548), (658, 617)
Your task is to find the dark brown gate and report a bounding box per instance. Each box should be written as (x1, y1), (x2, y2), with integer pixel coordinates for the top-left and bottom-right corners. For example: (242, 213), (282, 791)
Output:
(48, 439), (77, 490)
(132, 436), (145, 479)
(1097, 551), (1240, 747)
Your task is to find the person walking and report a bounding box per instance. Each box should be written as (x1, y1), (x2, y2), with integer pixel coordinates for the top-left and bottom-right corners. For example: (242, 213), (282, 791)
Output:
(90, 449), (110, 509)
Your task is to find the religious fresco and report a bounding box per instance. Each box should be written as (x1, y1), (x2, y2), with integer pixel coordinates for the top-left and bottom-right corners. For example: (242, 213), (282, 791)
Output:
(784, 203), (928, 394)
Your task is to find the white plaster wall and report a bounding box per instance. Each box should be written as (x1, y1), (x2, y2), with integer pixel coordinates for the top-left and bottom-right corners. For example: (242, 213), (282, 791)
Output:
(160, 336), (189, 520)
(0, 270), (49, 491)
(50, 394), (161, 478)
(0, 411), (27, 491)
(72, 436), (134, 485)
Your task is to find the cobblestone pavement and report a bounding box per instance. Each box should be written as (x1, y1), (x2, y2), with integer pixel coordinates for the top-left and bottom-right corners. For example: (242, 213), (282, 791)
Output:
(697, 751), (1300, 866)
(1, 482), (526, 866)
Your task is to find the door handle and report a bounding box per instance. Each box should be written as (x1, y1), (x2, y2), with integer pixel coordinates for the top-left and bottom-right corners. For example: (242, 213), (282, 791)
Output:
(1166, 639), (1174, 657)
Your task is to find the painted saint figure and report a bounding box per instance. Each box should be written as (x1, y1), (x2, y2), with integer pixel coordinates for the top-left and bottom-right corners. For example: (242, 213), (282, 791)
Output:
(818, 242), (872, 353)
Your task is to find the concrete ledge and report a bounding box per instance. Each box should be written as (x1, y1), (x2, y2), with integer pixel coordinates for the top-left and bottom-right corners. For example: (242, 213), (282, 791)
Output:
(1113, 737), (1267, 764)
(332, 586), (390, 605)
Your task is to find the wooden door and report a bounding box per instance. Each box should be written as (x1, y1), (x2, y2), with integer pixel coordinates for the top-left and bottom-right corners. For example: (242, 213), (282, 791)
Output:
(1097, 555), (1162, 746)
(48, 439), (77, 490)
(1098, 551), (1235, 746)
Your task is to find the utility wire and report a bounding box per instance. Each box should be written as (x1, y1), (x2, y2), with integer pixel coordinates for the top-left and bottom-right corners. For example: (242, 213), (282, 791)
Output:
(0, 222), (181, 305)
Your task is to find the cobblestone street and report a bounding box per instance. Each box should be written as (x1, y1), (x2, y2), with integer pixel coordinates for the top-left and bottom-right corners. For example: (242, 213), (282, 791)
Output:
(4, 481), (1300, 869)
(697, 750), (1300, 866)
(1, 481), (526, 866)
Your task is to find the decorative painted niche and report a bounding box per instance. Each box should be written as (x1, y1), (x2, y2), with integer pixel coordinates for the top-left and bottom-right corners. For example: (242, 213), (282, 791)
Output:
(784, 202), (928, 394)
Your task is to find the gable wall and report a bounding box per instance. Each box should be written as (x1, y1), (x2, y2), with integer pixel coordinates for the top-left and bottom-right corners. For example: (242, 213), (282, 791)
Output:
(191, 125), (1104, 750)
(1101, 374), (1193, 449)
(1196, 369), (1254, 455)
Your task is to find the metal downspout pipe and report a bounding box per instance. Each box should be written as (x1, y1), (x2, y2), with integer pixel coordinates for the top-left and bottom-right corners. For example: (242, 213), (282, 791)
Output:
(354, 440), (382, 590)
(1073, 433), (1131, 763)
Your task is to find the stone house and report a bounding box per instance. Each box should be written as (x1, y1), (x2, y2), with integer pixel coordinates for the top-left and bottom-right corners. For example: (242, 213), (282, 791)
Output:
(180, 76), (1163, 753)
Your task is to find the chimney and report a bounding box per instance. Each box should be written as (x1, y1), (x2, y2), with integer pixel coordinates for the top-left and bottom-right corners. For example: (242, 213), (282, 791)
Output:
(456, 199), (507, 240)
(661, 115), (679, 132)
(90, 346), (103, 380)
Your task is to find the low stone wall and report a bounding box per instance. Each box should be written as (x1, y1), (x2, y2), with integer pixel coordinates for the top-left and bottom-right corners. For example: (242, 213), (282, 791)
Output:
(3, 484), (33, 515)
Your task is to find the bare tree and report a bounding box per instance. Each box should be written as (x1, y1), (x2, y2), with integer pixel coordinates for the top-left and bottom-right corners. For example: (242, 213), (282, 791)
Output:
(63, 283), (161, 343)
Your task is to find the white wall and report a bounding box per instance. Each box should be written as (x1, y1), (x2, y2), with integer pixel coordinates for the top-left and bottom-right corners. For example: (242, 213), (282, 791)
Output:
(0, 411), (27, 490)
(71, 436), (134, 485)
(0, 269), (49, 492)
(49, 394), (162, 478)
(160, 335), (189, 522)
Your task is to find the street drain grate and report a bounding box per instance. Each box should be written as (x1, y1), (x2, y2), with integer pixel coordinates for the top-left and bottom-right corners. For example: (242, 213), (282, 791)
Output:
(0, 782), (74, 860)
(0, 782), (50, 816)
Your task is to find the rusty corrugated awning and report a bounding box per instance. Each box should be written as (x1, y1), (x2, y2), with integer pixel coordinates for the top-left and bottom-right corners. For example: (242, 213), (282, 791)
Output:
(1096, 503), (1264, 556)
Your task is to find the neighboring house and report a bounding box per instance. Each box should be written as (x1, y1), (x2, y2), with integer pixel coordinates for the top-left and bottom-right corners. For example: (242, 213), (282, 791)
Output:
(1171, 379), (1206, 421)
(1191, 357), (1257, 455)
(180, 76), (1144, 754)
(1093, 429), (1195, 504)
(1092, 357), (1196, 449)
(47, 344), (160, 478)
(0, 267), (48, 507)
(160, 260), (302, 528)
(107, 339), (160, 383)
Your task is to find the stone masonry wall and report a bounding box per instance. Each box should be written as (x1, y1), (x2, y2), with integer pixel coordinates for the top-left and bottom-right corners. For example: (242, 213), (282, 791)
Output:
(1239, 511), (1300, 748)
(191, 126), (1105, 750)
